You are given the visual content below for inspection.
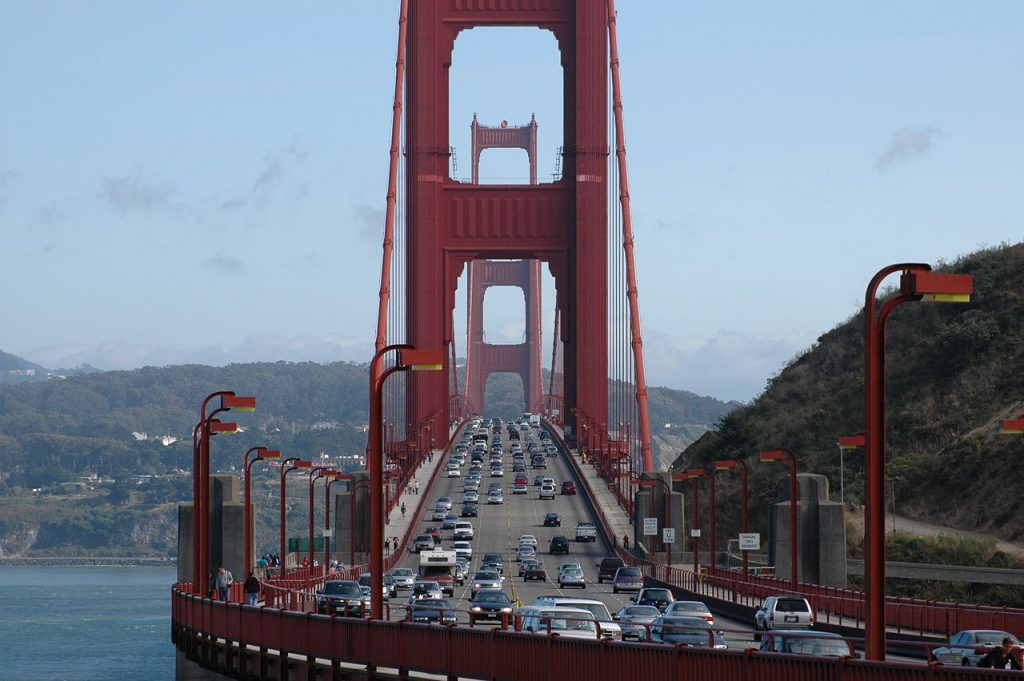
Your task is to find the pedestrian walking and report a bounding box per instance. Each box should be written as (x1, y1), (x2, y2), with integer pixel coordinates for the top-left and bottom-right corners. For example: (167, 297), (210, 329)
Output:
(414, 479), (420, 494)
(401, 502), (407, 518)
(243, 572), (260, 606)
(215, 566), (233, 601)
(623, 535), (630, 550)
(257, 555), (268, 578)
(385, 538), (392, 555)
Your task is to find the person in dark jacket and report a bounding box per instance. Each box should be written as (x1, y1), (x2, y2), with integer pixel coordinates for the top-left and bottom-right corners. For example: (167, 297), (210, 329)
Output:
(978, 637), (1022, 670)
(243, 572), (261, 606)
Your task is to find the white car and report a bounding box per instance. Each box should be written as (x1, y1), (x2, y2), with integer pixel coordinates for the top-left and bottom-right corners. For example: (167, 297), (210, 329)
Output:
(446, 465), (461, 477)
(453, 541), (473, 560)
(539, 484), (555, 500)
(518, 534), (538, 548)
(454, 521), (475, 540)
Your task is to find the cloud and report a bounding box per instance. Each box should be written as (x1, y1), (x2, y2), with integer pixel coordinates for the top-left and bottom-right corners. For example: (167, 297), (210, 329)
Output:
(203, 250), (246, 274)
(221, 140), (309, 210)
(643, 328), (814, 402)
(354, 204), (385, 241)
(874, 127), (943, 171)
(100, 171), (182, 214)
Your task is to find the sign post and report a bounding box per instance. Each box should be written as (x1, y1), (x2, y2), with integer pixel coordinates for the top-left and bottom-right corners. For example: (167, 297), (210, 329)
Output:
(662, 527), (675, 544)
(643, 517), (658, 536)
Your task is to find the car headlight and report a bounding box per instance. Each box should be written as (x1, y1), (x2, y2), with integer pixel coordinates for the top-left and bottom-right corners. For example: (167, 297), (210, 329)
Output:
(471, 606), (482, 612)
(500, 607), (513, 613)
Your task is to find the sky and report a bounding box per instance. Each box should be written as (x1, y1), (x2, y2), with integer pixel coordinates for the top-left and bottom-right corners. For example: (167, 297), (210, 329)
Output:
(1, 2), (1021, 403)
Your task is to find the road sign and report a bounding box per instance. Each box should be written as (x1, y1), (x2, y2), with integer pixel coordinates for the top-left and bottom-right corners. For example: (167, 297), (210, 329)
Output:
(739, 532), (760, 550)
(643, 517), (658, 536)
(690, 529), (701, 538)
(662, 528), (676, 544)
(322, 529), (333, 538)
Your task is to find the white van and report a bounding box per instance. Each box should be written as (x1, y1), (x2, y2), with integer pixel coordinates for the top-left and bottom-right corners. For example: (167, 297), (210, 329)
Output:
(518, 606), (600, 640)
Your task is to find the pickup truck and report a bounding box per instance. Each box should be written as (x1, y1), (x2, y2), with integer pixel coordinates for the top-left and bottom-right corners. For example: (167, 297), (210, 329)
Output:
(574, 522), (597, 542)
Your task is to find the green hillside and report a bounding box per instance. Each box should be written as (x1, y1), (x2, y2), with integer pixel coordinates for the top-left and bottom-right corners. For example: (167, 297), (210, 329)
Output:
(676, 242), (1024, 545)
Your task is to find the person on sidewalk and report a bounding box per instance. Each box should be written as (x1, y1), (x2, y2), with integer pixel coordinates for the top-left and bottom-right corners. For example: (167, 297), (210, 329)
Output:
(401, 502), (407, 518)
(978, 638), (1022, 669)
(385, 537), (392, 555)
(414, 479), (419, 494)
(623, 535), (630, 550)
(243, 572), (260, 606)
(215, 566), (233, 601)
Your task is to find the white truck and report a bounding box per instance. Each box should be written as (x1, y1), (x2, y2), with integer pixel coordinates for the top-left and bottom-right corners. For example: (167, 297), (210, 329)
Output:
(528, 413), (541, 427)
(574, 522), (597, 543)
(419, 549), (459, 595)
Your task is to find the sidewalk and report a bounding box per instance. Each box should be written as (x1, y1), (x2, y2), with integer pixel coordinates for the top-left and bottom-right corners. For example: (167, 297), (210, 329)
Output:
(383, 447), (448, 558)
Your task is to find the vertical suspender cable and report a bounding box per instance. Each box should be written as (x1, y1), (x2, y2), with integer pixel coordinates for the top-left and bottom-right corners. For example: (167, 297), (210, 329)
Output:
(374, 0), (409, 352)
(607, 0), (654, 472)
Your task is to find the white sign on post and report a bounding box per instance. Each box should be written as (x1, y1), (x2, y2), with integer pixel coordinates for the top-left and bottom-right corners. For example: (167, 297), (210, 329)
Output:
(739, 532), (760, 551)
(643, 517), (658, 536)
(690, 528), (701, 538)
(662, 528), (676, 544)
(322, 529), (333, 538)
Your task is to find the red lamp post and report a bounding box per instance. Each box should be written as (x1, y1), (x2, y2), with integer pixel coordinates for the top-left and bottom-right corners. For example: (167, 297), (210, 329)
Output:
(325, 472), (347, 569)
(863, 265), (972, 660)
(243, 446), (280, 578)
(279, 457), (312, 573)
(684, 468), (715, 574)
(369, 344), (444, 619)
(308, 467), (334, 571)
(192, 391), (255, 595)
(713, 459), (749, 578)
(677, 470), (705, 575)
(759, 448), (799, 591)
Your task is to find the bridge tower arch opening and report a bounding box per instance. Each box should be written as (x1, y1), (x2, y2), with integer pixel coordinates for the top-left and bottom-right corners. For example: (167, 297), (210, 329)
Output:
(406, 1), (609, 442)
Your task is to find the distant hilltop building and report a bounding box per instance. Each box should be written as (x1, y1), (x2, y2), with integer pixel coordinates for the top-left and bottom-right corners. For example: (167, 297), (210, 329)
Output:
(131, 432), (180, 446)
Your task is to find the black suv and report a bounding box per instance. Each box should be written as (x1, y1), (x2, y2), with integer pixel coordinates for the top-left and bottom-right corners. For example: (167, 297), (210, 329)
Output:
(550, 536), (570, 555)
(597, 557), (626, 583)
(543, 512), (562, 527)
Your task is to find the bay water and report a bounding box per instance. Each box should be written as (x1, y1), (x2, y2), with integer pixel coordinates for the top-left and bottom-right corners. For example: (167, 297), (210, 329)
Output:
(0, 566), (175, 681)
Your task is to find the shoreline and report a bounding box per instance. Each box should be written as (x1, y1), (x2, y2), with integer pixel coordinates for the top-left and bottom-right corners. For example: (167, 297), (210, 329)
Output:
(0, 556), (176, 567)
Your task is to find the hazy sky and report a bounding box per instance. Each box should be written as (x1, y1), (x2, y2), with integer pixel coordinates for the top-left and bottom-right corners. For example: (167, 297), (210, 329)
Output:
(1, 2), (1021, 402)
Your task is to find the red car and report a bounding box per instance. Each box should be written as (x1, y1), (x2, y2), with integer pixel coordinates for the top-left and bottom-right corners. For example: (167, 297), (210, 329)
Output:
(424, 526), (442, 544)
(560, 481), (576, 495)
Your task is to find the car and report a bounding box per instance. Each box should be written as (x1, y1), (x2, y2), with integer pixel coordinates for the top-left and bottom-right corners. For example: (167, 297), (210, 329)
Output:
(424, 526), (441, 544)
(611, 566), (643, 593)
(446, 465), (461, 478)
(665, 600), (714, 624)
(532, 457), (547, 469)
(519, 606), (600, 639)
(463, 490), (480, 503)
(512, 482), (528, 495)
(518, 534), (538, 548)
(543, 512), (562, 527)
(557, 561), (583, 577)
(541, 477), (555, 487)
(512, 462), (526, 472)
(487, 490), (504, 504)
(460, 503), (479, 517)
(452, 541), (473, 560)
(549, 536), (570, 555)
(531, 597), (622, 640)
(575, 522), (598, 543)
(389, 567), (416, 590)
(490, 467), (504, 477)
(518, 557), (541, 576)
(480, 560), (503, 576)
(596, 556), (625, 582)
(464, 479), (480, 491)
(634, 587), (675, 612)
(559, 568), (586, 588)
(933, 630), (1022, 667)
(317, 580), (364, 616)
(441, 513), (459, 530)
(454, 560), (468, 584)
(409, 597), (457, 624)
(754, 595), (815, 638)
(469, 589), (515, 624)
(413, 535), (434, 553)
(515, 545), (536, 562)
(358, 572), (395, 599)
(431, 507), (447, 521)
(560, 481), (576, 495)
(470, 570), (503, 598)
(759, 630), (855, 657)
(539, 484), (555, 500)
(436, 497), (453, 511)
(649, 616), (727, 649)
(408, 580), (443, 601)
(533, 475), (546, 486)
(481, 553), (504, 574)
(523, 561), (547, 582)
(514, 473), (529, 485)
(614, 605), (661, 640)
(453, 521), (475, 540)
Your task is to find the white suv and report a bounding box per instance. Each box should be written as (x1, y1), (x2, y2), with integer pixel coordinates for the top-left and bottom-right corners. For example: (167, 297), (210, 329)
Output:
(531, 596), (621, 640)
(754, 595), (814, 638)
(539, 484), (555, 500)
(454, 521), (475, 540)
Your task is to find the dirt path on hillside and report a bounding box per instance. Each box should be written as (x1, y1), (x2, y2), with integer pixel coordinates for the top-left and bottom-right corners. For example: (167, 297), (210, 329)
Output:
(884, 512), (1024, 557)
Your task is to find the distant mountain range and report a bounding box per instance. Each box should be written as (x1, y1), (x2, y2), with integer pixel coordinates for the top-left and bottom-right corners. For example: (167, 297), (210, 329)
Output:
(0, 350), (99, 385)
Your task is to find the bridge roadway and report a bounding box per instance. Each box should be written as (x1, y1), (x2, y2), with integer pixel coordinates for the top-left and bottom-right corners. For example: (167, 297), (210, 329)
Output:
(386, 420), (759, 650)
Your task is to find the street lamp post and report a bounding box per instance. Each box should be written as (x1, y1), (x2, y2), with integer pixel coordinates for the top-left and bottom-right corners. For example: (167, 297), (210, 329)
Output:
(759, 448), (799, 591)
(325, 472), (347, 569)
(243, 446), (280, 578)
(193, 391), (255, 595)
(309, 467), (333, 571)
(279, 457), (312, 574)
(684, 468), (714, 574)
(369, 344), (444, 619)
(677, 470), (705, 575)
(863, 265), (972, 660)
(713, 459), (749, 578)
